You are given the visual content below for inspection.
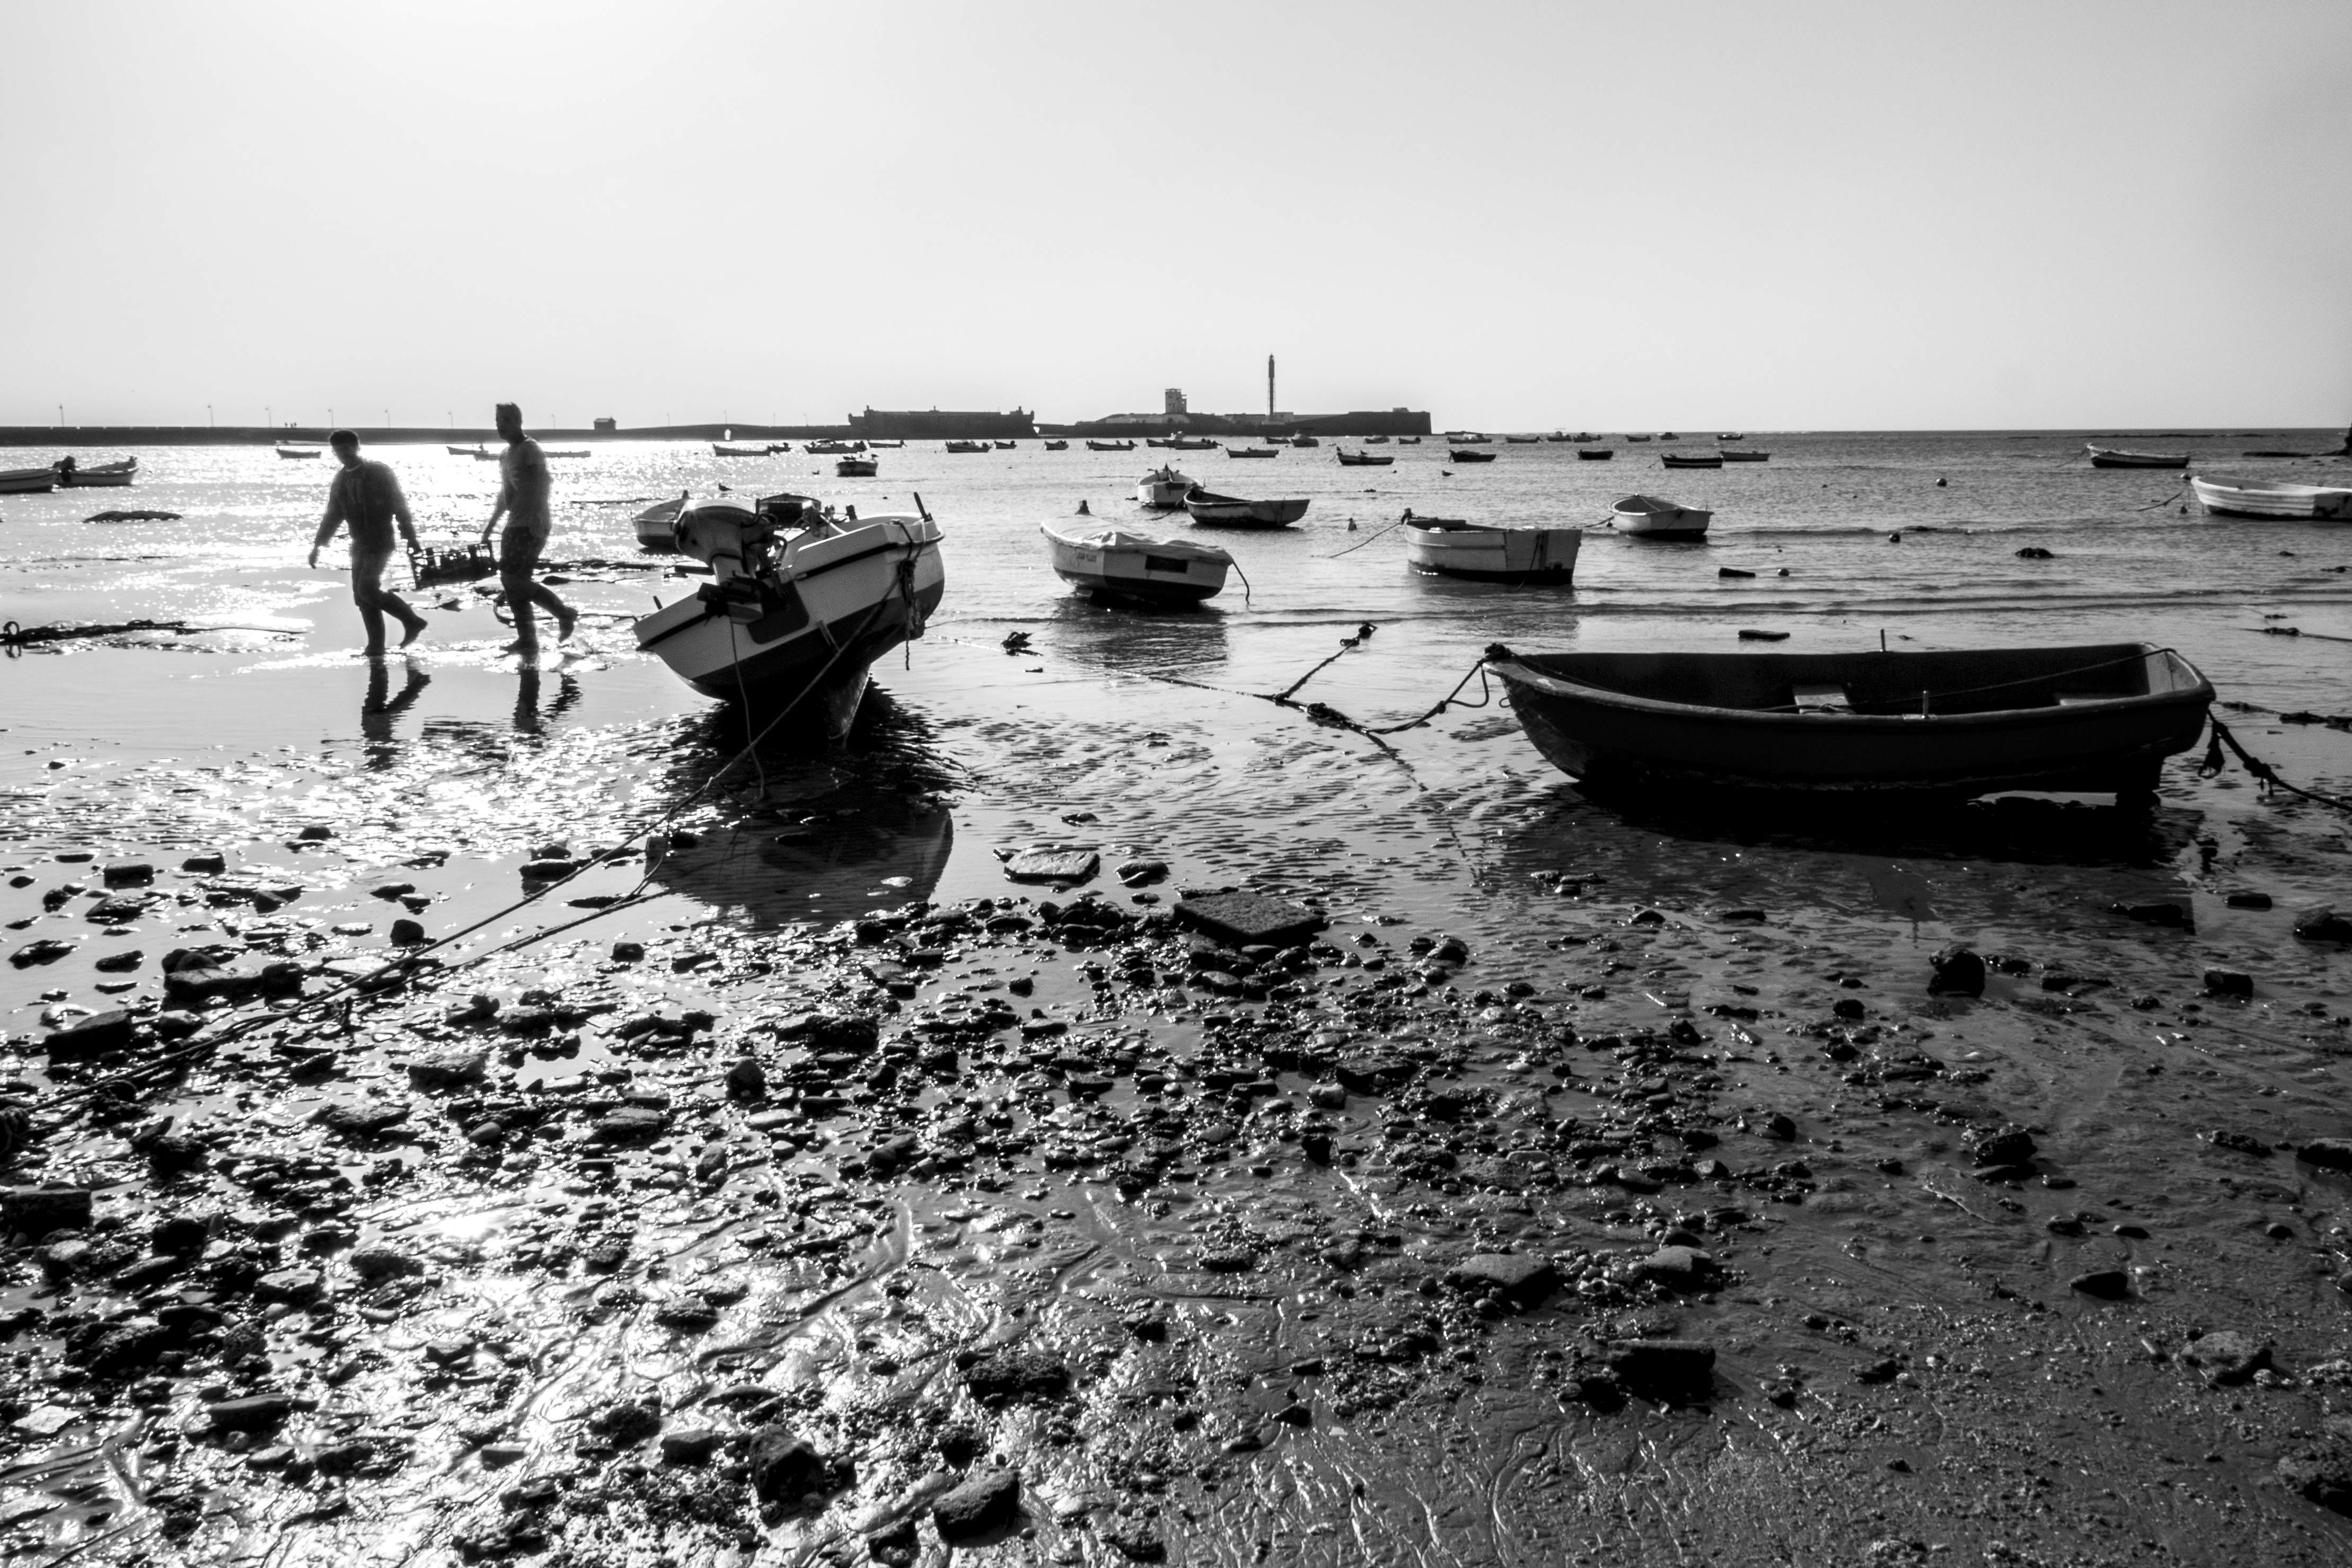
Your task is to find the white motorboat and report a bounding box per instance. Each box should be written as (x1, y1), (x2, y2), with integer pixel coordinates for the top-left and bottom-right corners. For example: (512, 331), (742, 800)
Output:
(631, 492), (945, 738)
(276, 445), (322, 459)
(1183, 489), (1310, 528)
(0, 465), (58, 494)
(631, 494), (685, 552)
(1040, 522), (1233, 605)
(1402, 513), (1581, 583)
(1134, 465), (1195, 508)
(1610, 494), (1712, 539)
(2189, 474), (2352, 521)
(58, 457), (138, 487)
(836, 455), (878, 478)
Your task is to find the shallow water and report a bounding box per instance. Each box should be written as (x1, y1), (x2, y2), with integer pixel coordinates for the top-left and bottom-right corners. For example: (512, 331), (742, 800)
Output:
(5, 435), (2352, 1565)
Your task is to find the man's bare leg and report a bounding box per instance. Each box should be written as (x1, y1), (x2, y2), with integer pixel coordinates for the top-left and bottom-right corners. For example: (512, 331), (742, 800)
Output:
(500, 566), (540, 654)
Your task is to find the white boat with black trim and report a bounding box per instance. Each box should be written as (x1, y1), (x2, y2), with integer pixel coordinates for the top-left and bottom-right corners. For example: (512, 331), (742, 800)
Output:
(2189, 473), (2352, 521)
(1610, 493), (1712, 539)
(1134, 466), (1195, 508)
(1040, 522), (1232, 605)
(1402, 511), (1581, 583)
(631, 491), (945, 738)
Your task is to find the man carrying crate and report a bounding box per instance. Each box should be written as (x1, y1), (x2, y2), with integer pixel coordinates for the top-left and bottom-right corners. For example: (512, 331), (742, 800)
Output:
(310, 430), (427, 654)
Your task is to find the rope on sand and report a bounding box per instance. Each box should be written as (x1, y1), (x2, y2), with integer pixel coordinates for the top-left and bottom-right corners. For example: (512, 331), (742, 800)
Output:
(2199, 717), (2352, 813)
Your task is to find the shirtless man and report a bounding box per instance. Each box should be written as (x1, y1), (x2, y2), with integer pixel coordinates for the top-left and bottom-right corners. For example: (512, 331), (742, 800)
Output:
(310, 430), (426, 653)
(479, 401), (575, 654)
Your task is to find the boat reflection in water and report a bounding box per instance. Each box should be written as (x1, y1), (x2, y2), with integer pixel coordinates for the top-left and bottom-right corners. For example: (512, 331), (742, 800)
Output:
(642, 691), (957, 926)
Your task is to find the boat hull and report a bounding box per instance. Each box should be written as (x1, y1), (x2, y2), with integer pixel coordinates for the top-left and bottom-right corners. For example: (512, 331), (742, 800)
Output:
(60, 462), (137, 487)
(0, 469), (57, 494)
(1041, 525), (1229, 605)
(2087, 445), (2189, 469)
(1184, 493), (1309, 528)
(1404, 522), (1581, 583)
(2190, 475), (2352, 521)
(1491, 643), (2211, 799)
(632, 517), (944, 738)
(1611, 500), (1712, 539)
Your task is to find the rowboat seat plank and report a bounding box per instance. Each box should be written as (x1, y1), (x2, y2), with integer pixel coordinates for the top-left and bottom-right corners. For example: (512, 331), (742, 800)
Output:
(1792, 682), (1852, 714)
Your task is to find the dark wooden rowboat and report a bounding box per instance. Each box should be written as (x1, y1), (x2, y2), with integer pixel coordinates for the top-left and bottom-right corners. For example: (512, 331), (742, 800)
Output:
(2085, 444), (2190, 469)
(1487, 641), (2212, 801)
(1448, 448), (1497, 463)
(1659, 453), (1723, 469)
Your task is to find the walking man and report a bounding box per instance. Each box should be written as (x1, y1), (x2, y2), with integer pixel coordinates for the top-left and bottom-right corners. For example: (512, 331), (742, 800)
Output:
(310, 430), (427, 653)
(479, 402), (575, 654)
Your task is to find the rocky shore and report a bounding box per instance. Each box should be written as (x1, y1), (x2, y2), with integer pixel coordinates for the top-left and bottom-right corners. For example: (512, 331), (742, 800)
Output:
(7, 743), (2352, 1567)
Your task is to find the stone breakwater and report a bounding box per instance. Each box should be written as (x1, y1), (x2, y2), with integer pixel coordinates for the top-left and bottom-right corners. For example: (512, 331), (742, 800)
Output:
(5, 805), (2352, 1564)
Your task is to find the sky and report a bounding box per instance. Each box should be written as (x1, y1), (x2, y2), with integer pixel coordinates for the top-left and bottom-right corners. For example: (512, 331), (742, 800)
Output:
(4, 1), (2348, 433)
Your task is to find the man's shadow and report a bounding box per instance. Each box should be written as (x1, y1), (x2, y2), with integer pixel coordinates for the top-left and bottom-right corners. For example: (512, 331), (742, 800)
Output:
(362, 656), (431, 770)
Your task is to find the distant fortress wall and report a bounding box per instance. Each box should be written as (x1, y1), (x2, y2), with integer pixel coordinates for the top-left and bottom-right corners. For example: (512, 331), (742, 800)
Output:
(0, 422), (861, 447)
(1040, 409), (1433, 438)
(846, 408), (1037, 439)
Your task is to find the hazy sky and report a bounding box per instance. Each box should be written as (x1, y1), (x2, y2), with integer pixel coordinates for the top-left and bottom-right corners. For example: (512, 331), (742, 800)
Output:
(5, 1), (2348, 431)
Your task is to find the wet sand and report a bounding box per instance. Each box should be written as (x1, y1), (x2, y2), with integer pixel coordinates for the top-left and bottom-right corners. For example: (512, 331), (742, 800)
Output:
(4, 588), (2352, 1567)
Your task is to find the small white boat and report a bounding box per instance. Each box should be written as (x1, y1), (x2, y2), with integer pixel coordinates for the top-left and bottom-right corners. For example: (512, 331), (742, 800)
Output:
(1135, 466), (1196, 508)
(836, 455), (878, 478)
(57, 457), (138, 488)
(277, 445), (322, 460)
(1184, 489), (1310, 528)
(631, 492), (945, 738)
(713, 443), (770, 457)
(0, 465), (57, 494)
(447, 444), (487, 456)
(2190, 474), (2352, 521)
(1402, 513), (1581, 583)
(1040, 522), (1232, 605)
(2086, 444), (2189, 470)
(1610, 494), (1712, 539)
(631, 494), (686, 552)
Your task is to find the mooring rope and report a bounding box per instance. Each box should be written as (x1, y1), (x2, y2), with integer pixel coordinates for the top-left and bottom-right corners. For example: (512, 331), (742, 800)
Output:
(2198, 717), (2352, 812)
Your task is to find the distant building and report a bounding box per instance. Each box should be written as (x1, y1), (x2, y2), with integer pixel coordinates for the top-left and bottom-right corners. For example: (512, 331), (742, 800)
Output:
(1164, 388), (1187, 417)
(1043, 406), (1431, 438)
(847, 406), (1036, 439)
(592, 416), (617, 432)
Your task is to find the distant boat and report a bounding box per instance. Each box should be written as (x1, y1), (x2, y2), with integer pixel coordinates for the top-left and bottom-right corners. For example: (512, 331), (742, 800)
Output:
(1660, 453), (1723, 469)
(1167, 436), (1218, 450)
(1228, 446), (1281, 459)
(1449, 448), (1497, 463)
(632, 494), (686, 552)
(1626, 435), (1653, 443)
(1403, 513), (1581, 583)
(1488, 641), (2213, 801)
(713, 443), (770, 457)
(277, 445), (322, 459)
(1335, 448), (1394, 466)
(1086, 439), (1137, 452)
(1717, 433), (1746, 442)
(1135, 465), (1196, 508)
(447, 444), (487, 457)
(2086, 444), (2189, 470)
(1145, 437), (1172, 448)
(1041, 522), (1232, 605)
(1659, 432), (1680, 441)
(836, 455), (878, 478)
(1290, 435), (1320, 448)
(1565, 433), (1600, 443)
(1043, 439), (1069, 451)
(1612, 494), (1712, 538)
(1397, 436), (1422, 445)
(57, 456), (138, 487)
(866, 439), (904, 448)
(993, 440), (1017, 449)
(946, 440), (990, 453)
(1184, 489), (1310, 528)
(0, 465), (58, 494)
(806, 439), (863, 454)
(1363, 435), (1391, 445)
(2189, 474), (2352, 521)
(1543, 433), (1575, 443)
(1719, 450), (1772, 463)
(768, 442), (796, 454)
(1443, 432), (1492, 445)
(1504, 435), (1542, 444)
(1577, 448), (1615, 461)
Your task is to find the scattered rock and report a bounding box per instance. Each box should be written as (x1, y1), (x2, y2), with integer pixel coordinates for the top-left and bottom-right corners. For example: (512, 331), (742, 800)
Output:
(1606, 1339), (1716, 1403)
(932, 1468), (1020, 1543)
(1927, 945), (1985, 996)
(1171, 891), (1326, 949)
(309, 1097), (410, 1136)
(2277, 1450), (2352, 1516)
(2203, 968), (2253, 998)
(1965, 1123), (2037, 1167)
(40, 1009), (134, 1060)
(1005, 849), (1098, 884)
(2069, 1268), (2131, 1300)
(658, 1428), (720, 1465)
(747, 1425), (843, 1509)
(1633, 1245), (1719, 1292)
(2112, 901), (2189, 928)
(962, 1344), (1070, 1403)
(4, 1186), (92, 1235)
(2182, 1330), (2272, 1386)
(2294, 1139), (2352, 1173)
(2294, 907), (2352, 945)
(1444, 1253), (1559, 1308)
(407, 1050), (488, 1089)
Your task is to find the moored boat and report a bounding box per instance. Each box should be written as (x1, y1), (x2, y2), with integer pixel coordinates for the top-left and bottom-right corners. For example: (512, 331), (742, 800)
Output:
(1183, 489), (1309, 528)
(1363, 435), (1391, 445)
(806, 439), (864, 454)
(1043, 439), (1069, 451)
(1443, 431), (1492, 445)
(1626, 434), (1653, 443)
(1660, 453), (1723, 469)
(1717, 433), (1746, 442)
(1290, 435), (1320, 449)
(57, 456), (138, 487)
(1086, 439), (1137, 452)
(1719, 450), (1771, 462)
(0, 465), (58, 494)
(631, 492), (945, 738)
(713, 443), (770, 457)
(1449, 448), (1497, 463)
(1335, 448), (1394, 466)
(1402, 513), (1580, 583)
(945, 440), (989, 453)
(1167, 436), (1218, 450)
(631, 494), (686, 552)
(1228, 446), (1280, 459)
(1040, 522), (1233, 605)
(1486, 641), (2213, 801)
(1504, 434), (1542, 444)
(1611, 494), (1712, 538)
(1397, 436), (1422, 445)
(2086, 444), (2190, 469)
(1135, 466), (1196, 508)
(1577, 448), (1614, 461)
(836, 455), (878, 478)
(2189, 474), (2352, 521)
(276, 445), (322, 459)
(993, 440), (1017, 450)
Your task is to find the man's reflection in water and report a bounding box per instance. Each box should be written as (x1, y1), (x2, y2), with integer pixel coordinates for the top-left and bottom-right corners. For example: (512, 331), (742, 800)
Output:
(513, 664), (583, 736)
(362, 656), (431, 770)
